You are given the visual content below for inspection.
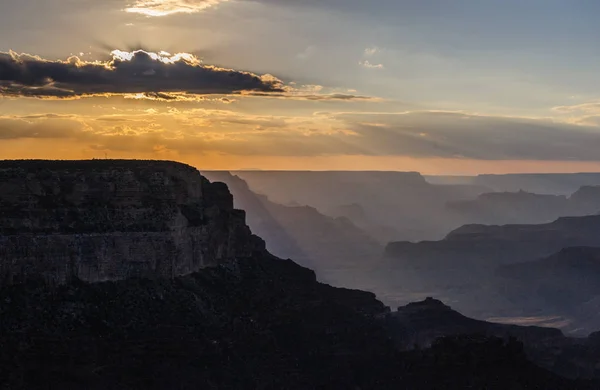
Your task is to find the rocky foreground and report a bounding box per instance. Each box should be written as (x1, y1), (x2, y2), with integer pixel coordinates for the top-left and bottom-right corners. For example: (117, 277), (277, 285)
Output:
(0, 160), (596, 389)
(0, 160), (263, 286)
(0, 256), (590, 389)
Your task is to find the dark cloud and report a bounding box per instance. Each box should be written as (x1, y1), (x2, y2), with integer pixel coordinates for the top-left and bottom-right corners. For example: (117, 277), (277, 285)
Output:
(245, 92), (379, 101)
(302, 93), (379, 101)
(0, 50), (284, 99)
(18, 114), (75, 120)
(124, 92), (235, 102)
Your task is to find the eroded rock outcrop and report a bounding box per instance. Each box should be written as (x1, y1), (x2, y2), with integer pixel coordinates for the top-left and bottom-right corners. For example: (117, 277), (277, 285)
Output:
(202, 172), (383, 274)
(385, 215), (600, 270)
(445, 186), (600, 227)
(0, 161), (595, 389)
(0, 160), (265, 286)
(385, 297), (564, 350)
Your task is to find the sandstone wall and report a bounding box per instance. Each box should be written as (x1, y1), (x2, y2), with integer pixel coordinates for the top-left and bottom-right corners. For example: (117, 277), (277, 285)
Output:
(0, 160), (265, 286)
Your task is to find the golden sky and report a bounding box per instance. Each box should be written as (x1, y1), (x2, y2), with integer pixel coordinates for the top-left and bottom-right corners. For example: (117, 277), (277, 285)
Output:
(2, 1), (600, 174)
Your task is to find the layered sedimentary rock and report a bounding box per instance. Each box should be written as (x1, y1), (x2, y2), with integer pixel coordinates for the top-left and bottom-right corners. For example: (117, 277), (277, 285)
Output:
(0, 161), (596, 389)
(385, 297), (564, 350)
(495, 247), (600, 333)
(231, 170), (488, 241)
(473, 173), (600, 195)
(203, 172), (383, 270)
(385, 215), (600, 269)
(445, 186), (600, 227)
(0, 160), (265, 286)
(383, 298), (600, 381)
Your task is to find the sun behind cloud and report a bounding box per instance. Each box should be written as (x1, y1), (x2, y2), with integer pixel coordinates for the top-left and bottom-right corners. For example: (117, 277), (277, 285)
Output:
(124, 0), (229, 16)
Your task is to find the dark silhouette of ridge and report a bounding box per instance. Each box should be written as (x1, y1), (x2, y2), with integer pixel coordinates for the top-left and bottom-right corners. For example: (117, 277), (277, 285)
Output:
(1, 162), (599, 388)
(202, 171), (313, 268)
(203, 171), (384, 290)
(384, 297), (600, 380)
(230, 170), (488, 242)
(447, 186), (600, 226)
(496, 247), (600, 332)
(473, 173), (600, 195)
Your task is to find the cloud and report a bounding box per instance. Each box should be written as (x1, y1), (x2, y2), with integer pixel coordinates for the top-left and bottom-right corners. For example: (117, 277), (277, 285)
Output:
(364, 46), (382, 57)
(297, 46), (317, 60)
(359, 46), (385, 69)
(6, 109), (598, 162)
(123, 92), (235, 102)
(0, 49), (284, 99)
(553, 102), (600, 114)
(0, 117), (89, 140)
(244, 92), (380, 101)
(550, 101), (600, 126)
(359, 60), (384, 69)
(298, 93), (380, 101)
(124, 0), (229, 16)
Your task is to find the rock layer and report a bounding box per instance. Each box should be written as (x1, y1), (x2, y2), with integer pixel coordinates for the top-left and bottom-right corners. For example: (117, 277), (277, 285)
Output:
(0, 160), (265, 286)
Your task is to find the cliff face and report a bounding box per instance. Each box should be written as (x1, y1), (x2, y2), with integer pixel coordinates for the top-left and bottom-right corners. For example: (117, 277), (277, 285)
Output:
(496, 247), (600, 334)
(385, 215), (600, 269)
(383, 298), (600, 381)
(473, 173), (600, 195)
(232, 170), (487, 242)
(0, 160), (265, 286)
(385, 297), (564, 350)
(446, 190), (568, 226)
(202, 172), (383, 270)
(445, 186), (600, 227)
(0, 161), (595, 389)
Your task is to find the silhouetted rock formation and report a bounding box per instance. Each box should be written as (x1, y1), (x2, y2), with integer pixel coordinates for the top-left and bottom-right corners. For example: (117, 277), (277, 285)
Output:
(569, 186), (600, 215)
(498, 247), (600, 291)
(325, 203), (400, 244)
(0, 160), (265, 286)
(232, 170), (487, 241)
(447, 186), (600, 226)
(0, 161), (596, 389)
(1, 261), (593, 389)
(496, 247), (600, 332)
(400, 335), (585, 389)
(386, 215), (600, 270)
(380, 215), (600, 329)
(0, 255), (398, 389)
(447, 190), (568, 225)
(384, 297), (600, 380)
(473, 173), (600, 195)
(386, 297), (563, 349)
(202, 172), (383, 288)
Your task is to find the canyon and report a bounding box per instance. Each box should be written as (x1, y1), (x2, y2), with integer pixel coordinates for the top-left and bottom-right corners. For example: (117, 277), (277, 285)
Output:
(0, 160), (597, 389)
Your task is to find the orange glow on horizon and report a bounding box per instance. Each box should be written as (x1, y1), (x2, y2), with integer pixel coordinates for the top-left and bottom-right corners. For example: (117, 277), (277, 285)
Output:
(1, 138), (600, 175)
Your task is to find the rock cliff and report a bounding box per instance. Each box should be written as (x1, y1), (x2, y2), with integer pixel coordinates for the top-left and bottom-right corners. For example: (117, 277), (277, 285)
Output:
(385, 297), (564, 350)
(384, 298), (600, 381)
(446, 186), (600, 227)
(202, 172), (383, 278)
(0, 161), (595, 389)
(473, 173), (600, 195)
(0, 160), (265, 286)
(496, 247), (600, 333)
(232, 170), (487, 241)
(385, 215), (600, 269)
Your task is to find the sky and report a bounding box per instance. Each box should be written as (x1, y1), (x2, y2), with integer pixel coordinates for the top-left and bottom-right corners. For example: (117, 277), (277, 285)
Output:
(2, 0), (600, 174)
